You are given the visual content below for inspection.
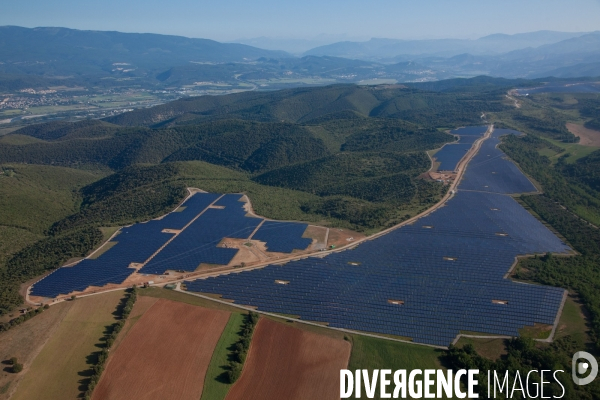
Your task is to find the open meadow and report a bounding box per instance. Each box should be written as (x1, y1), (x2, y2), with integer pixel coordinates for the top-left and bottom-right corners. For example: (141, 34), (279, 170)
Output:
(11, 290), (124, 400)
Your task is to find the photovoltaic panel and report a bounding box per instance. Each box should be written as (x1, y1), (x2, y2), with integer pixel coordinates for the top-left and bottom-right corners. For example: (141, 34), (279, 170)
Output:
(459, 130), (537, 194)
(184, 127), (570, 347)
(140, 194), (262, 274)
(450, 126), (488, 136)
(252, 221), (312, 253)
(455, 135), (480, 145)
(32, 191), (315, 297)
(31, 192), (220, 297)
(434, 144), (472, 171)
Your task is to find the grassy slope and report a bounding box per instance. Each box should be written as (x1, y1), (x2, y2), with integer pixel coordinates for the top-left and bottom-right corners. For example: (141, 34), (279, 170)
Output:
(201, 313), (246, 400)
(0, 164), (105, 233)
(11, 290), (124, 400)
(555, 296), (592, 345)
(0, 226), (42, 266)
(0, 301), (73, 400)
(538, 138), (598, 164)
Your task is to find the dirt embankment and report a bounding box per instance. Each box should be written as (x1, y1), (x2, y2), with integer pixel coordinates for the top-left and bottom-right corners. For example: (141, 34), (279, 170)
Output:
(92, 299), (230, 400)
(225, 318), (351, 400)
(566, 123), (600, 147)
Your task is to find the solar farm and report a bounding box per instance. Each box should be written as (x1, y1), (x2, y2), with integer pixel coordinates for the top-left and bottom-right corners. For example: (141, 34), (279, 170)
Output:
(29, 125), (572, 347)
(184, 126), (571, 347)
(433, 126), (487, 171)
(30, 193), (315, 299)
(459, 129), (538, 194)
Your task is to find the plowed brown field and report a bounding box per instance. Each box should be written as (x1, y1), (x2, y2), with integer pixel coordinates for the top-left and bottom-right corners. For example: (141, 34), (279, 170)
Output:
(225, 318), (351, 400)
(92, 298), (230, 400)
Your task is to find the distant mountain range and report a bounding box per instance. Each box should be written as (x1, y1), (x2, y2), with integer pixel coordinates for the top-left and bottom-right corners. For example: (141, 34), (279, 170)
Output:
(0, 26), (598, 93)
(0, 26), (289, 74)
(304, 31), (592, 60)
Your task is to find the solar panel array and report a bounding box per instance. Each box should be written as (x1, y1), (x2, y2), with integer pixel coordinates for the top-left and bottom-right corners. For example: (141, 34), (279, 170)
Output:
(450, 126), (488, 136)
(434, 126), (487, 172)
(460, 129), (537, 194)
(252, 221), (311, 253)
(31, 193), (313, 297)
(30, 193), (221, 298)
(435, 144), (473, 171)
(185, 127), (570, 347)
(455, 135), (480, 145)
(140, 194), (263, 274)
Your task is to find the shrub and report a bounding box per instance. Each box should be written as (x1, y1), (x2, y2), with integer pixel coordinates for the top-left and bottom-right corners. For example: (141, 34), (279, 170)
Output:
(226, 312), (260, 383)
(227, 361), (243, 383)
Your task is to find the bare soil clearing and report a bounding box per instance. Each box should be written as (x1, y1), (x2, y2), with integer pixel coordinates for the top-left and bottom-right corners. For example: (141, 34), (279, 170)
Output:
(92, 299), (230, 400)
(225, 318), (351, 400)
(566, 123), (600, 147)
(0, 302), (72, 400)
(327, 228), (365, 248)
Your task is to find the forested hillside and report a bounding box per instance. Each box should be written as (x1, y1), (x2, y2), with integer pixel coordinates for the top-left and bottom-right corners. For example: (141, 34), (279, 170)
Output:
(105, 84), (506, 127)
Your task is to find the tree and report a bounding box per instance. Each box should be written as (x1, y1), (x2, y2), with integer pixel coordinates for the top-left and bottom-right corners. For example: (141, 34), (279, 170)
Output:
(227, 361), (243, 383)
(12, 363), (23, 373)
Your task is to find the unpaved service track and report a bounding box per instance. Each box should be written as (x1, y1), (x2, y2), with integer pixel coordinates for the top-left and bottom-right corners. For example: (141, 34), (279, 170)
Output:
(225, 318), (351, 400)
(92, 299), (230, 400)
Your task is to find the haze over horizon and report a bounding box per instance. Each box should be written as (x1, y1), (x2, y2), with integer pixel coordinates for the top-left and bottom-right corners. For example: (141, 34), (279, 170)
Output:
(2, 0), (600, 45)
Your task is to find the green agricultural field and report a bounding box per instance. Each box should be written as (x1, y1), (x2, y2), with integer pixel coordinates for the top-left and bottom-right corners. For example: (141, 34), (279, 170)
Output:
(201, 313), (246, 400)
(139, 287), (241, 313)
(11, 290), (125, 400)
(542, 138), (599, 164)
(348, 335), (453, 400)
(0, 109), (23, 118)
(548, 139), (598, 164)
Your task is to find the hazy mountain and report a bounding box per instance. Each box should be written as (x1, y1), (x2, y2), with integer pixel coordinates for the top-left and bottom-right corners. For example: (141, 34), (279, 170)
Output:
(304, 31), (590, 61)
(538, 62), (600, 78)
(0, 26), (597, 92)
(232, 34), (366, 55)
(0, 26), (290, 77)
(395, 32), (600, 79)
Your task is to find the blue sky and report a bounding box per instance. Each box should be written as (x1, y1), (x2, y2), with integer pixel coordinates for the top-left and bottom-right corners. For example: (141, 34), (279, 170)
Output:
(2, 0), (599, 41)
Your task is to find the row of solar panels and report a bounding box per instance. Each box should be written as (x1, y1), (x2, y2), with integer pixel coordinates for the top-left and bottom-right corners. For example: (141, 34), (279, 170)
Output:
(183, 126), (569, 346)
(31, 193), (312, 298)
